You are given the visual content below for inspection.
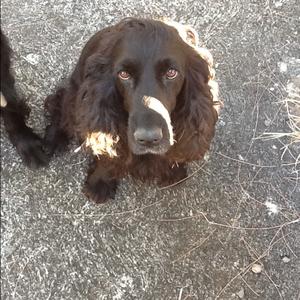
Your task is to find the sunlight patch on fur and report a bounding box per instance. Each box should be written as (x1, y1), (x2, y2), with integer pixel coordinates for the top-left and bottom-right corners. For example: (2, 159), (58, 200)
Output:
(0, 93), (7, 107)
(86, 131), (120, 158)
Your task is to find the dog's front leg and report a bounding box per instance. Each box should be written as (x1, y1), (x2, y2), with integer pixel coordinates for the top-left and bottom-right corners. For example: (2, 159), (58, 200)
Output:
(83, 158), (120, 203)
(157, 162), (187, 188)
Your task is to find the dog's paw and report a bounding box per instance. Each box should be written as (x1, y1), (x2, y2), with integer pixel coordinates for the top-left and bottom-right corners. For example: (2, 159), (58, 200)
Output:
(11, 129), (49, 169)
(158, 164), (187, 188)
(83, 179), (118, 203)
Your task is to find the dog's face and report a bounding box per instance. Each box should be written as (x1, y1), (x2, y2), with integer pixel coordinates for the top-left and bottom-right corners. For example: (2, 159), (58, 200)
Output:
(113, 24), (188, 155)
(80, 19), (218, 160)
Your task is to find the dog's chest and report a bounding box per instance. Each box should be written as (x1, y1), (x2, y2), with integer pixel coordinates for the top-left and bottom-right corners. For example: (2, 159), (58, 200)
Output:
(127, 154), (170, 182)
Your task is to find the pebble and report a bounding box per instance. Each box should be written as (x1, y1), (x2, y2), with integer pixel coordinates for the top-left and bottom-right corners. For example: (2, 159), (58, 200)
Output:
(278, 62), (288, 73)
(264, 119), (272, 127)
(25, 53), (40, 65)
(237, 287), (245, 299)
(282, 256), (291, 263)
(251, 263), (263, 274)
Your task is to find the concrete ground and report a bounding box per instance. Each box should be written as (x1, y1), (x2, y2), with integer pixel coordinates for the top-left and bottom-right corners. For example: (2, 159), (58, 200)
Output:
(1, 0), (299, 299)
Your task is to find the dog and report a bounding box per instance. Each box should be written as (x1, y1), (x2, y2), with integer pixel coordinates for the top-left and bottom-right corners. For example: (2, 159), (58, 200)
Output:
(1, 30), (48, 168)
(45, 18), (221, 203)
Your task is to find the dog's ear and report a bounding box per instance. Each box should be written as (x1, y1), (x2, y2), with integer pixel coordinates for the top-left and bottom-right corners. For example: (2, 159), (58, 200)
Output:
(75, 54), (127, 158)
(181, 47), (220, 117)
(170, 48), (220, 161)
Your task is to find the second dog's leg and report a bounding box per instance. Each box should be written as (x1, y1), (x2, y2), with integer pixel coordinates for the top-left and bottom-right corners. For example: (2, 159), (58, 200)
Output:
(2, 107), (49, 169)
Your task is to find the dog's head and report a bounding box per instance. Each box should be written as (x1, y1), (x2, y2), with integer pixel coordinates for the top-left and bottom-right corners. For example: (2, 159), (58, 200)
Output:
(79, 18), (219, 158)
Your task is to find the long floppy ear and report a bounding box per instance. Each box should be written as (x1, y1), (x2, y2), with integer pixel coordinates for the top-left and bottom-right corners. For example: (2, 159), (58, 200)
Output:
(169, 47), (221, 162)
(74, 54), (127, 158)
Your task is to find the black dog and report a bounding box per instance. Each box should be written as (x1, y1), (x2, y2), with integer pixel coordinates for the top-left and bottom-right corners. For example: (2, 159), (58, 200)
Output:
(1, 30), (48, 168)
(45, 18), (221, 203)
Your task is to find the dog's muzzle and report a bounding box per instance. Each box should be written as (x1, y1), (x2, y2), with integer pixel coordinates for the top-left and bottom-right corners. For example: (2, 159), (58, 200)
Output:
(129, 96), (174, 155)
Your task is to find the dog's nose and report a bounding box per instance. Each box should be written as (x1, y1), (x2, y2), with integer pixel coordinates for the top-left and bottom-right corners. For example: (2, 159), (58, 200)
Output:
(134, 127), (163, 146)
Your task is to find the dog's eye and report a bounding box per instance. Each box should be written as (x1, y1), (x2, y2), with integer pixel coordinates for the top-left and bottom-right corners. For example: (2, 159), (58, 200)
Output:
(118, 71), (131, 80)
(165, 68), (178, 80)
